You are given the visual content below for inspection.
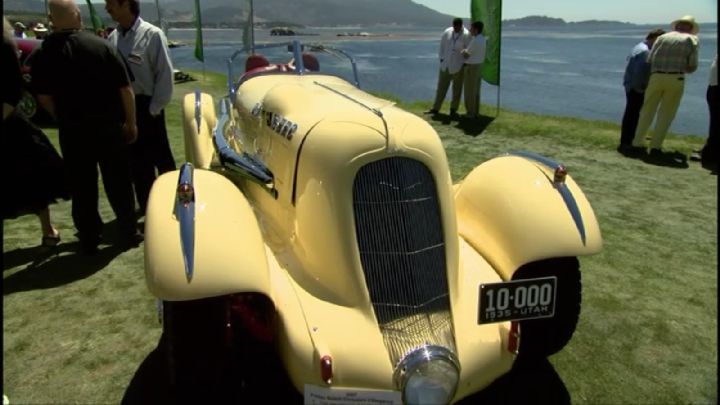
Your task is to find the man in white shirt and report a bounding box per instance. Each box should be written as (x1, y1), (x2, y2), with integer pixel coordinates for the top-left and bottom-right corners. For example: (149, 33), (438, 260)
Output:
(425, 18), (470, 119)
(461, 21), (486, 119)
(105, 0), (175, 215)
(13, 22), (27, 38)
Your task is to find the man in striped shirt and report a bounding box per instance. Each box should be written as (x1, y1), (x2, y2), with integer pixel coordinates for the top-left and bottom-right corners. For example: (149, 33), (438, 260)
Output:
(631, 15), (699, 155)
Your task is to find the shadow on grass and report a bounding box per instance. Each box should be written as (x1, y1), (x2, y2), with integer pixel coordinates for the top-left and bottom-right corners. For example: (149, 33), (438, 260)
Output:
(2, 218), (139, 294)
(427, 111), (459, 126)
(457, 356), (570, 404)
(123, 339), (570, 404)
(3, 244), (61, 271)
(641, 150), (690, 169)
(428, 112), (494, 137)
(122, 334), (300, 404)
(455, 115), (495, 137)
(122, 338), (173, 405)
(2, 243), (128, 295)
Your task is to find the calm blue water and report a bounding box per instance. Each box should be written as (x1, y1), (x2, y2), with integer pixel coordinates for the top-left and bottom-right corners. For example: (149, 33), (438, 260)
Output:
(168, 25), (717, 136)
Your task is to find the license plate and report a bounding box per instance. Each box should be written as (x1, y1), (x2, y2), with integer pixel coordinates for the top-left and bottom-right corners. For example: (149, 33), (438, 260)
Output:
(478, 276), (557, 324)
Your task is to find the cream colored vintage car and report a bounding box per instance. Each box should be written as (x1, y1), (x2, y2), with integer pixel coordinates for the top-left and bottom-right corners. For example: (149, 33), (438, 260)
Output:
(144, 41), (602, 404)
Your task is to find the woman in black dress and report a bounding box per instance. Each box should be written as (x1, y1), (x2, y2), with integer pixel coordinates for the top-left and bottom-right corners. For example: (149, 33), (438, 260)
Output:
(2, 17), (69, 247)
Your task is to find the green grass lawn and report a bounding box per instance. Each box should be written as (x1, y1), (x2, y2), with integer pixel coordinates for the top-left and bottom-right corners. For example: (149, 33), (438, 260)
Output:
(3, 70), (717, 404)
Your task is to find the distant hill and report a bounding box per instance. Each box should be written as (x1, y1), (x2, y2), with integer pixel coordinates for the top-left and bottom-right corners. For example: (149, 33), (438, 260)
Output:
(503, 15), (635, 27)
(4, 0), (455, 27)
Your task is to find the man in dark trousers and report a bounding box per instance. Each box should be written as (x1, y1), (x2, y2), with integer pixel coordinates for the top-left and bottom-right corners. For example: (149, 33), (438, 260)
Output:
(702, 54), (717, 170)
(691, 53), (718, 171)
(618, 28), (664, 154)
(33, 0), (142, 254)
(105, 0), (175, 215)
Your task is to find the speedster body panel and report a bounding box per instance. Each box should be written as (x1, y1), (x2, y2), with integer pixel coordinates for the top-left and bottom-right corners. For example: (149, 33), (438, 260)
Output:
(145, 41), (602, 404)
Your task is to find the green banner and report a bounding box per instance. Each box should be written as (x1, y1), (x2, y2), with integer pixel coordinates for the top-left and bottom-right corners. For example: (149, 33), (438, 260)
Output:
(85, 0), (104, 33)
(193, 0), (204, 62)
(242, 0), (254, 53)
(471, 0), (502, 85)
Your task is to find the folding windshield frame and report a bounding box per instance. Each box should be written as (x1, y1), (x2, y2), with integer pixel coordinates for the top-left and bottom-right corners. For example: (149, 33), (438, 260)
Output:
(226, 40), (361, 103)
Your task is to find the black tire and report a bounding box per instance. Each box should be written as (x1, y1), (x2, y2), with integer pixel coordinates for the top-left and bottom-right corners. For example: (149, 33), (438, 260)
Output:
(512, 257), (581, 358)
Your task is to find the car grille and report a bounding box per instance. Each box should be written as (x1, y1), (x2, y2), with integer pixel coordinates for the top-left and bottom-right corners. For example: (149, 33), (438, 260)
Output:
(353, 157), (456, 366)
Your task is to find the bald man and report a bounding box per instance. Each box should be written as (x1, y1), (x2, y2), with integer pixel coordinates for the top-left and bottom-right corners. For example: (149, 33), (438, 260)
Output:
(32, 0), (143, 253)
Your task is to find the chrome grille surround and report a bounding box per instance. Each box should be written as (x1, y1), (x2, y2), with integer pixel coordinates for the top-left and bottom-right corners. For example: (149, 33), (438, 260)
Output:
(352, 157), (456, 372)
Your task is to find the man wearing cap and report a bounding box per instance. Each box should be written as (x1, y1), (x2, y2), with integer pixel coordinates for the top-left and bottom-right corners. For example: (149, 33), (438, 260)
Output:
(631, 15), (699, 155)
(13, 22), (27, 38)
(425, 18), (470, 119)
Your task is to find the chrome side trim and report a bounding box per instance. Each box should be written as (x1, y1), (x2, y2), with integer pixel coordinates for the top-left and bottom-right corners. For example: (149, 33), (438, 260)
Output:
(194, 89), (202, 134)
(174, 163), (196, 282)
(212, 98), (277, 197)
(507, 150), (560, 169)
(554, 181), (586, 245)
(507, 150), (587, 245)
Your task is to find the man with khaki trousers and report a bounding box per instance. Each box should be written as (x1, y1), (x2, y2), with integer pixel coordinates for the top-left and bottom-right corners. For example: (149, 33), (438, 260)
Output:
(632, 15), (699, 156)
(462, 21), (487, 120)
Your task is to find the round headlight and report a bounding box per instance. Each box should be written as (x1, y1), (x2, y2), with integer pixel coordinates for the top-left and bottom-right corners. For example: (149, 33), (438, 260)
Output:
(394, 345), (460, 405)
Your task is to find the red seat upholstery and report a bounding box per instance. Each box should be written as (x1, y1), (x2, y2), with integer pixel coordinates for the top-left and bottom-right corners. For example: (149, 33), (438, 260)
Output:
(245, 54), (270, 72)
(301, 53), (320, 72)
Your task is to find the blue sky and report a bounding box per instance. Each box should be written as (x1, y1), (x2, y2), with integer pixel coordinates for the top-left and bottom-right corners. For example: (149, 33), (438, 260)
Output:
(412, 0), (717, 24)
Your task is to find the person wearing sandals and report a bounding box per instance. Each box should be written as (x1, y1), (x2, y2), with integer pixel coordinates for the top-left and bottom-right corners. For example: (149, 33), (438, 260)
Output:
(31, 0), (142, 254)
(2, 17), (68, 248)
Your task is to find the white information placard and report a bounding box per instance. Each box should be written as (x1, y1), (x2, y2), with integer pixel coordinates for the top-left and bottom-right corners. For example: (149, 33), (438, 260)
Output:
(304, 384), (402, 405)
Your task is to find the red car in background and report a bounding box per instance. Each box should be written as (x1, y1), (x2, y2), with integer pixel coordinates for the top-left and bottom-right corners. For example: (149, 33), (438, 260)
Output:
(16, 38), (40, 74)
(15, 38), (56, 127)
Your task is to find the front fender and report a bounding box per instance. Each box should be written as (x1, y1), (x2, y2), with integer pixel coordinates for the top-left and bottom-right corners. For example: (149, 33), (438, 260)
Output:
(182, 92), (217, 169)
(144, 168), (270, 301)
(455, 153), (602, 280)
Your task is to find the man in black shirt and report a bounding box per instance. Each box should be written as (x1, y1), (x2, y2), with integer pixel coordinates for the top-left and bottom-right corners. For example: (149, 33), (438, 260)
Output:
(32, 0), (142, 253)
